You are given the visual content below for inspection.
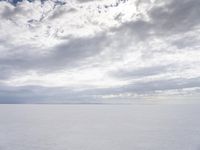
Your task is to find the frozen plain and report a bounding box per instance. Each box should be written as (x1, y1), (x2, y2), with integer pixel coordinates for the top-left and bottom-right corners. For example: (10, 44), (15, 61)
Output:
(0, 104), (200, 150)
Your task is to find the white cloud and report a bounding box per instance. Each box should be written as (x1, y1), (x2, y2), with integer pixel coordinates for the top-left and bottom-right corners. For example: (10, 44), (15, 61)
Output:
(0, 0), (200, 103)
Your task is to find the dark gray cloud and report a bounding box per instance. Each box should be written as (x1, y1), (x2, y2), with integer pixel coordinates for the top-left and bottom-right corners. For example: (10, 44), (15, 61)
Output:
(48, 8), (76, 20)
(111, 65), (174, 79)
(0, 5), (26, 19)
(149, 0), (200, 34)
(0, 85), (99, 104)
(0, 66), (16, 80)
(0, 77), (200, 103)
(124, 77), (200, 94)
(112, 0), (200, 41)
(84, 77), (200, 96)
(171, 35), (200, 49)
(48, 33), (109, 69)
(0, 33), (109, 79)
(76, 0), (99, 3)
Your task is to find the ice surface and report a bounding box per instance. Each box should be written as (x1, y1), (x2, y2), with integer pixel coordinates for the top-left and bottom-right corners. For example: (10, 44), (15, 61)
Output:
(0, 104), (200, 150)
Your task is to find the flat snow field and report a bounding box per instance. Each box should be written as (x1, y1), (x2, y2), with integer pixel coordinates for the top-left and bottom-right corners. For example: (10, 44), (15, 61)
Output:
(0, 104), (200, 150)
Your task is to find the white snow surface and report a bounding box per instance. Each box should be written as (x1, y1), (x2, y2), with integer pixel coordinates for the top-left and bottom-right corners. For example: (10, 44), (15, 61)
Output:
(0, 104), (200, 150)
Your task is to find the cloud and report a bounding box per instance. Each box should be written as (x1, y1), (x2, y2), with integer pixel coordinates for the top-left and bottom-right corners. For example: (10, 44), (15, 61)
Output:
(111, 64), (174, 79)
(1, 77), (200, 104)
(113, 0), (200, 41)
(0, 32), (109, 79)
(82, 77), (200, 97)
(149, 0), (200, 34)
(0, 85), (99, 104)
(0, 0), (200, 103)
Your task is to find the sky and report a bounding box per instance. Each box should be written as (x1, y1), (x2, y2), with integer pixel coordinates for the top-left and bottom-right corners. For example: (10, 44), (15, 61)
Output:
(0, 0), (200, 104)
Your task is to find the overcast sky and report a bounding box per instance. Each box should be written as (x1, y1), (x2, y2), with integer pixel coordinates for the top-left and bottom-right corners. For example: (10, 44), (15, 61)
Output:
(0, 0), (200, 104)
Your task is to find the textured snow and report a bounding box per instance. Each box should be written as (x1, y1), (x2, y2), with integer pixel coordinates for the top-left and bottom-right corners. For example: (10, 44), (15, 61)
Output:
(0, 104), (200, 150)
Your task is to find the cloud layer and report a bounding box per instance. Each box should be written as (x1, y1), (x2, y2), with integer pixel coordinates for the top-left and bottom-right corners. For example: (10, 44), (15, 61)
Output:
(0, 0), (200, 103)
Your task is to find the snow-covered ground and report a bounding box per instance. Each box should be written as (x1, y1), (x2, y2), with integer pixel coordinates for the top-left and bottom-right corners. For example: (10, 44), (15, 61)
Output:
(0, 104), (200, 150)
